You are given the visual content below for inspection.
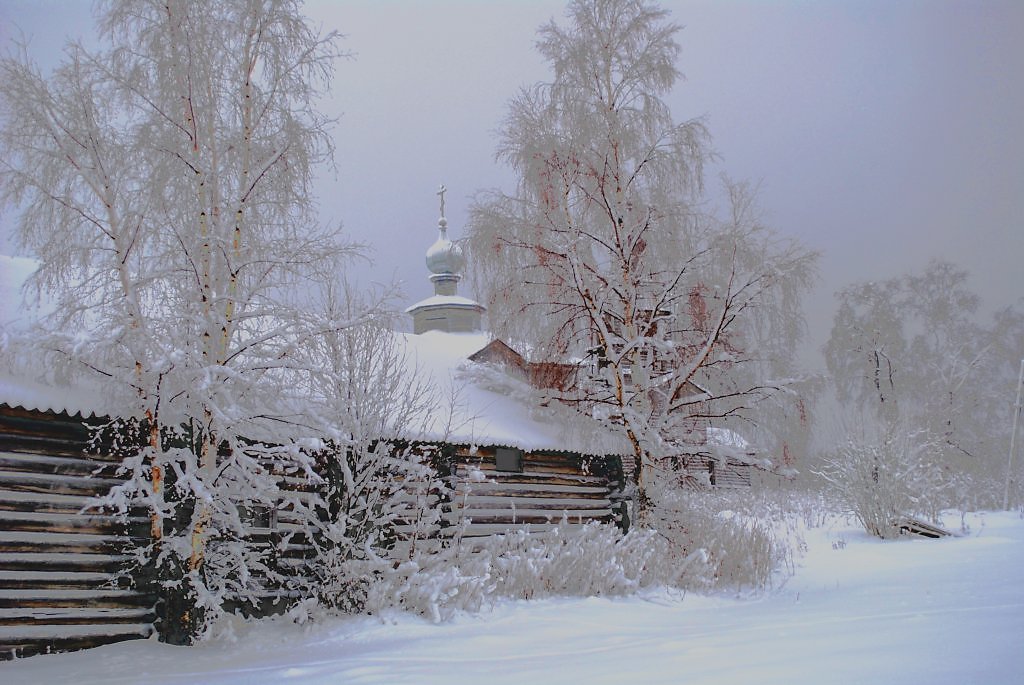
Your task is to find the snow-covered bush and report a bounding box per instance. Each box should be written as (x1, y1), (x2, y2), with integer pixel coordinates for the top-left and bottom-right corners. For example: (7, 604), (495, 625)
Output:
(285, 288), (450, 614)
(356, 505), (782, 624)
(816, 418), (954, 538)
(647, 481), (786, 591)
(297, 442), (448, 613)
(362, 520), (683, 622)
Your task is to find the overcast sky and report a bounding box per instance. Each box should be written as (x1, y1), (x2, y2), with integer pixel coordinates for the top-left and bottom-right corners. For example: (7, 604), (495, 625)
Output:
(1, 0), (1022, 370)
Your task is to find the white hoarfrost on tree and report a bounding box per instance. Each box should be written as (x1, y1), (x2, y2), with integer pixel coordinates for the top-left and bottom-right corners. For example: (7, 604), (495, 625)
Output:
(467, 0), (816, 522)
(825, 260), (1024, 509)
(0, 0), (366, 643)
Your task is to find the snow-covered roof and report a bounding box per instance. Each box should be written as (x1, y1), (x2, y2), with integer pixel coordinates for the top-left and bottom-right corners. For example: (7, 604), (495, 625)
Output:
(0, 371), (110, 418)
(706, 427), (750, 449)
(399, 330), (627, 455)
(0, 254), (623, 452)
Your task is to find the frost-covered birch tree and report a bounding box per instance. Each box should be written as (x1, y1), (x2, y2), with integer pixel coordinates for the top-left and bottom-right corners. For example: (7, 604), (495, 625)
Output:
(0, 0), (356, 642)
(467, 0), (815, 523)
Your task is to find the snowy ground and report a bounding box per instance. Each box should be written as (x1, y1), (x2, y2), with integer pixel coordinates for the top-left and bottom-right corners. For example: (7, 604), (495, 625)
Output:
(6, 511), (1023, 685)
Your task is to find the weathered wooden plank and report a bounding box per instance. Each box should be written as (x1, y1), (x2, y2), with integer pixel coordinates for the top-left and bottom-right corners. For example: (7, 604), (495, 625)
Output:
(0, 538), (127, 555)
(454, 466), (608, 487)
(440, 522), (595, 537)
(0, 485), (102, 506)
(0, 471), (124, 497)
(453, 486), (611, 502)
(452, 495), (612, 510)
(0, 451), (123, 479)
(0, 433), (99, 459)
(0, 630), (150, 660)
(0, 515), (146, 537)
(454, 492), (612, 506)
(0, 592), (153, 610)
(0, 607), (153, 627)
(446, 509), (613, 524)
(0, 571), (135, 591)
(0, 552), (128, 574)
(454, 481), (609, 496)
(0, 618), (149, 643)
(0, 509), (145, 524)
(455, 460), (589, 477)
(0, 529), (142, 545)
(0, 621), (152, 641)
(0, 497), (129, 517)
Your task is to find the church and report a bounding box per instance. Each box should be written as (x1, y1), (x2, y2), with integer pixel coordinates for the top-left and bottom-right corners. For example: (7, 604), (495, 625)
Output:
(394, 186), (629, 538)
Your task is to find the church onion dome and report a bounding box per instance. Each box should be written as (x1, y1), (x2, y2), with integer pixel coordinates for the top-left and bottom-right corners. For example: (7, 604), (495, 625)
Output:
(426, 216), (466, 276)
(407, 184), (485, 335)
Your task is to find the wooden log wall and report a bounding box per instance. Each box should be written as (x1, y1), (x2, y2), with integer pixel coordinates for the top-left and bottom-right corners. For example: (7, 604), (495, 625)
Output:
(672, 454), (753, 489)
(445, 447), (620, 538)
(710, 457), (753, 488)
(0, 405), (155, 660)
(0, 412), (625, 658)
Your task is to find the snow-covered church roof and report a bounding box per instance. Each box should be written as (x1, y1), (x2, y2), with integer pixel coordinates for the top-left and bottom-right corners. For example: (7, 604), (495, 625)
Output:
(398, 330), (627, 455)
(397, 188), (624, 455)
(0, 247), (625, 453)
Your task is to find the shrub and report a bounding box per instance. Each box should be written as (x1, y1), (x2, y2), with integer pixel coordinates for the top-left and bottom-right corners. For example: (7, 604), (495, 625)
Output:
(816, 418), (952, 538)
(647, 481), (787, 591)
(361, 520), (680, 622)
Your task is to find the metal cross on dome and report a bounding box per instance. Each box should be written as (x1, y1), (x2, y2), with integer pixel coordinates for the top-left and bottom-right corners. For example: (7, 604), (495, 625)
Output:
(437, 183), (447, 220)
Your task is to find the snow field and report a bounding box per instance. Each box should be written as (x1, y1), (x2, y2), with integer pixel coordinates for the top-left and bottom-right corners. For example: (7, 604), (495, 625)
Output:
(4, 511), (1022, 685)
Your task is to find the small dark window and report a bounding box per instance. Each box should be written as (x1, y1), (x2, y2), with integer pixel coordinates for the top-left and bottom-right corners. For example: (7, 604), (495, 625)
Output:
(496, 447), (524, 473)
(240, 504), (276, 531)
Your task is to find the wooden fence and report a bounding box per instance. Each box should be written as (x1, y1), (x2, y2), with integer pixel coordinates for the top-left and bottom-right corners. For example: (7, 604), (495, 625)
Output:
(0, 405), (155, 660)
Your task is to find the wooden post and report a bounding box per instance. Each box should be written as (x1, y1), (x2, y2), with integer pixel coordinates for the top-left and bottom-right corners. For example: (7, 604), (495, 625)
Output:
(1003, 359), (1024, 510)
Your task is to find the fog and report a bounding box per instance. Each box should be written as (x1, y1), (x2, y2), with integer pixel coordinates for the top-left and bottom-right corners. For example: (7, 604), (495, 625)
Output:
(2, 0), (1021, 369)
